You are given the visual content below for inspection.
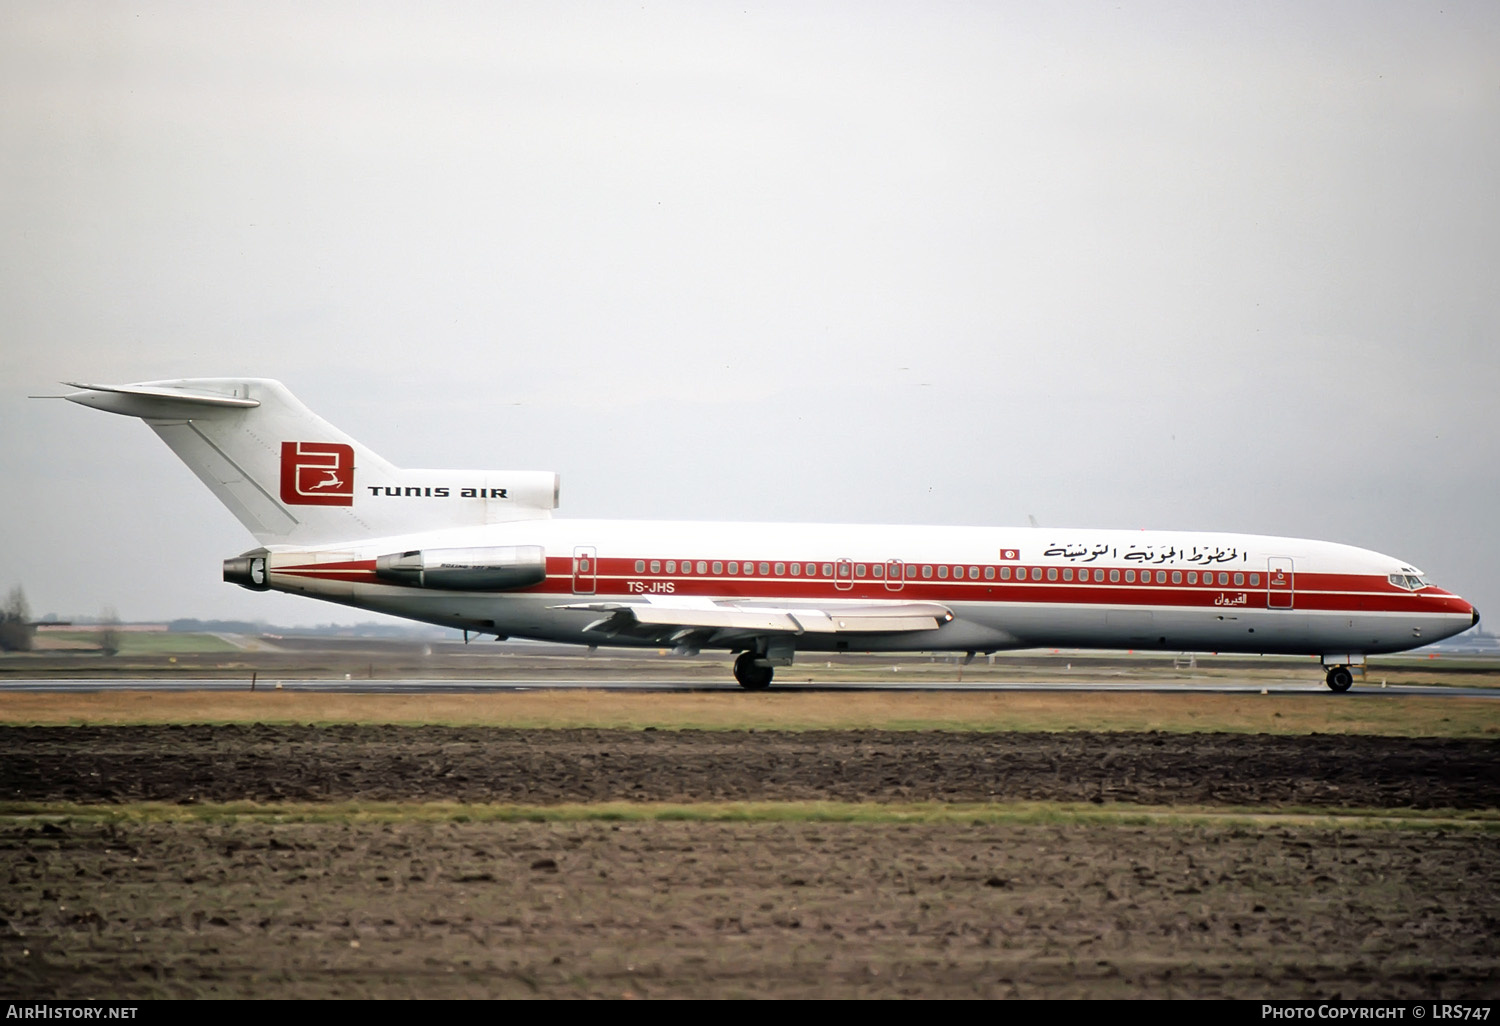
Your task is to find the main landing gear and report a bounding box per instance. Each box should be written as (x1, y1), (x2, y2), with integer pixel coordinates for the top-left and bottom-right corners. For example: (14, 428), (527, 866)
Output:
(733, 651), (773, 690)
(1325, 665), (1355, 693)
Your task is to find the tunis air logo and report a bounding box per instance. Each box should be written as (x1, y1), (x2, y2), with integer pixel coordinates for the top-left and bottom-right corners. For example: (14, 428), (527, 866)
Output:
(280, 442), (354, 506)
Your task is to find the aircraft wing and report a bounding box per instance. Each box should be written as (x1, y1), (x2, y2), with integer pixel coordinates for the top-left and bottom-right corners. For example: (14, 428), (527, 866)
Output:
(551, 597), (953, 646)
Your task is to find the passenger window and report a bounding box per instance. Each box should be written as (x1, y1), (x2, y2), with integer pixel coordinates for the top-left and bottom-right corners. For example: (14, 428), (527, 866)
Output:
(823, 564), (834, 577)
(906, 565), (917, 579)
(790, 563), (800, 576)
(806, 563), (817, 576)
(1125, 570), (1135, 583)
(759, 562), (770, 575)
(1171, 571), (1181, 584)
(712, 562), (723, 574)
(1218, 572), (1229, 585)
(1000, 567), (1011, 580)
(1233, 573), (1244, 586)
(937, 566), (948, 579)
(1042, 567), (1054, 581)
(922, 565), (933, 579)
(984, 567), (995, 580)
(728, 561), (739, 575)
(1249, 573), (1259, 586)
(1016, 568), (1027, 581)
(855, 564), (866, 577)
(681, 562), (691, 575)
(774, 563), (785, 576)
(1187, 571), (1197, 585)
(1110, 569), (1120, 583)
(650, 560), (661, 574)
(1156, 571), (1166, 584)
(635, 560), (645, 573)
(697, 561), (707, 574)
(873, 565), (884, 578)
(666, 561), (676, 573)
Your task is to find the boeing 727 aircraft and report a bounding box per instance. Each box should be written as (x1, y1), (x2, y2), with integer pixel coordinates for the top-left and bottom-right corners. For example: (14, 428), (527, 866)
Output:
(64, 378), (1479, 691)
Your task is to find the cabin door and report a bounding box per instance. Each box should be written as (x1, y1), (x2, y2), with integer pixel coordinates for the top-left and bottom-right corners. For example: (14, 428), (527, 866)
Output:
(1267, 557), (1294, 609)
(885, 559), (904, 592)
(835, 558), (854, 592)
(572, 546), (597, 595)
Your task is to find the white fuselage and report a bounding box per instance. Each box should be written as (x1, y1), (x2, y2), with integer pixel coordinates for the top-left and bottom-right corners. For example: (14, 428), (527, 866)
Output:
(255, 520), (1479, 661)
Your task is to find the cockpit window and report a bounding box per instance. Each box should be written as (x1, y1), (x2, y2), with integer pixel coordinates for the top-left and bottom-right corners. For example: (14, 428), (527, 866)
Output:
(1389, 573), (1432, 591)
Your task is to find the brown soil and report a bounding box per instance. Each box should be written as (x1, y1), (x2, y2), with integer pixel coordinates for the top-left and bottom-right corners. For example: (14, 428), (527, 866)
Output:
(3, 726), (1497, 808)
(3, 727), (1498, 999)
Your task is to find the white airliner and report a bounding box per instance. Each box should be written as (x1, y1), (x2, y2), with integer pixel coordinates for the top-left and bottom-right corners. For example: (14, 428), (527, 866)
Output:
(64, 378), (1479, 691)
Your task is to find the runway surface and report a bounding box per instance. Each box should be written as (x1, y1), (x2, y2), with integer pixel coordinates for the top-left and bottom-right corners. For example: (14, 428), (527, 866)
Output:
(4, 677), (1499, 697)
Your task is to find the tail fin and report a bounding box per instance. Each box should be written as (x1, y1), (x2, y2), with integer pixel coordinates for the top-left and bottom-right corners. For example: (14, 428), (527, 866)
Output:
(65, 378), (557, 546)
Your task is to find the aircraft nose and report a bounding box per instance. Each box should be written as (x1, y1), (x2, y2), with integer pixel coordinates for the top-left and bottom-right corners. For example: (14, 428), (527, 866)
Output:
(1473, 606), (1482, 628)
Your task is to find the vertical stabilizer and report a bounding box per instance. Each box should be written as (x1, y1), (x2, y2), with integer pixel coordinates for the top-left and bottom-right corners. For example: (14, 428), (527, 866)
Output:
(65, 378), (557, 545)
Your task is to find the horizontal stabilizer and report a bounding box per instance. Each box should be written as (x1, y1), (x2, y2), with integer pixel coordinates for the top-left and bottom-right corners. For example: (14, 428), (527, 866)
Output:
(64, 381), (261, 416)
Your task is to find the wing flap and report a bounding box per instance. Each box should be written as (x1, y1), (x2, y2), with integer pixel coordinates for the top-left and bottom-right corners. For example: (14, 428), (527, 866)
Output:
(552, 598), (951, 640)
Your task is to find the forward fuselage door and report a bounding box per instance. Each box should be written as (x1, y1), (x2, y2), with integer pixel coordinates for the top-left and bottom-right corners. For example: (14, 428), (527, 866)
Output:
(572, 546), (597, 595)
(835, 558), (853, 592)
(1268, 556), (1294, 609)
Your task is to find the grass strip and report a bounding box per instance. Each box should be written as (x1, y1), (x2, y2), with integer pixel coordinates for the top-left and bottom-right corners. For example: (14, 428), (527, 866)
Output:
(3, 799), (1496, 831)
(1, 689), (1497, 736)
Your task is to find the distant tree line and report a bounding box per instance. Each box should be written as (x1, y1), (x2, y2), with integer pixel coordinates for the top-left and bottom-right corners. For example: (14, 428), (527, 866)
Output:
(1, 587), (121, 655)
(169, 618), (266, 634)
(0, 586), (34, 652)
(166, 618), (448, 639)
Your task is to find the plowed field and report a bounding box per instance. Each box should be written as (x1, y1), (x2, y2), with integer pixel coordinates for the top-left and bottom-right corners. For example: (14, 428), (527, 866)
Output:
(3, 726), (1497, 999)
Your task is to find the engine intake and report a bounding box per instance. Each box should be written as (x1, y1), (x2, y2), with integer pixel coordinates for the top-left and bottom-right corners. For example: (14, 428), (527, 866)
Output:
(374, 545), (547, 590)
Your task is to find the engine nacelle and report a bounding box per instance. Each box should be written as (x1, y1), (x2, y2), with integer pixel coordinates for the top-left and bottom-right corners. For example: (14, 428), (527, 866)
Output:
(374, 545), (547, 590)
(223, 551), (270, 591)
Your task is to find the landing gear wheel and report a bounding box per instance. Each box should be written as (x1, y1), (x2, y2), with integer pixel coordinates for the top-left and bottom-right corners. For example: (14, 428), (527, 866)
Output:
(733, 652), (773, 690)
(1325, 666), (1354, 693)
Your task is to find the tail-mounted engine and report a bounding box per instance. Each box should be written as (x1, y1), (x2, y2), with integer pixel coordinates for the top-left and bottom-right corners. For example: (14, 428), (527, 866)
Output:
(374, 545), (547, 590)
(223, 551), (271, 591)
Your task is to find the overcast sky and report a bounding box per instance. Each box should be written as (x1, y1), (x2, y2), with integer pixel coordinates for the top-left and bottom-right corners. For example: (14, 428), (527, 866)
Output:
(2, 1), (1496, 630)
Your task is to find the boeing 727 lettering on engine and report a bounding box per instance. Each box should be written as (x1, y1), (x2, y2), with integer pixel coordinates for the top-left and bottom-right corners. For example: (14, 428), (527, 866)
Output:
(63, 378), (1479, 691)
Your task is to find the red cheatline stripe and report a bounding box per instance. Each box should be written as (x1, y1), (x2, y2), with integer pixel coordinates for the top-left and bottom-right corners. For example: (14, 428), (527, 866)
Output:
(272, 564), (1463, 616)
(280, 559), (378, 571)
